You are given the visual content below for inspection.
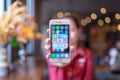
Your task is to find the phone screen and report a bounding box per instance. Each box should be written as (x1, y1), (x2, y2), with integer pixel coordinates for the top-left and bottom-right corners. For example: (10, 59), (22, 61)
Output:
(50, 24), (70, 58)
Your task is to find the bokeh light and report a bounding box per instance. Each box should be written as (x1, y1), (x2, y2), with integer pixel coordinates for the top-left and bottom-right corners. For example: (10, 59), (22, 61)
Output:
(115, 13), (120, 19)
(64, 12), (71, 16)
(105, 17), (111, 23)
(91, 13), (97, 20)
(100, 8), (107, 14)
(57, 11), (64, 18)
(85, 17), (92, 23)
(117, 24), (120, 31)
(98, 19), (104, 26)
(81, 19), (87, 26)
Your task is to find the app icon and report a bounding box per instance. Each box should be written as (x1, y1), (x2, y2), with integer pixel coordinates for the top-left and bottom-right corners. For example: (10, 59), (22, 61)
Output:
(65, 54), (69, 58)
(56, 49), (60, 52)
(65, 25), (69, 29)
(52, 44), (57, 48)
(59, 34), (63, 38)
(60, 30), (64, 34)
(63, 39), (67, 43)
(56, 54), (60, 58)
(58, 34), (61, 38)
(63, 34), (68, 38)
(63, 43), (68, 49)
(65, 30), (69, 33)
(61, 26), (64, 29)
(60, 54), (64, 58)
(53, 34), (57, 39)
(57, 44), (62, 48)
(52, 39), (57, 43)
(51, 26), (55, 29)
(57, 39), (63, 43)
(61, 48), (64, 52)
(51, 53), (56, 58)
(52, 30), (55, 33)
(56, 25), (60, 30)
(56, 31), (60, 34)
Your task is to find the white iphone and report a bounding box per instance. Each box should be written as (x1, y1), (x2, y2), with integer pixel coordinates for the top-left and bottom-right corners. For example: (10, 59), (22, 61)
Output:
(49, 19), (71, 63)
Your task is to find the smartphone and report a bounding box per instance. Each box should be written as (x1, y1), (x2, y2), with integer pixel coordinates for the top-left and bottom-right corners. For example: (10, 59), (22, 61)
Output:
(49, 19), (70, 63)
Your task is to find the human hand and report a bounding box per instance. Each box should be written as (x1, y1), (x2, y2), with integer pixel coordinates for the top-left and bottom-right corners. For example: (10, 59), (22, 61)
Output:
(45, 29), (76, 67)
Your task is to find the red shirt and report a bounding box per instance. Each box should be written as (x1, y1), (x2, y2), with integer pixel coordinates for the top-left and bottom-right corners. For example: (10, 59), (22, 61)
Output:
(48, 47), (94, 80)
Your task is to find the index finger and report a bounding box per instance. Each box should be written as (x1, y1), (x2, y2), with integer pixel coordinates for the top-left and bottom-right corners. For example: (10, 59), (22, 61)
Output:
(46, 53), (50, 59)
(47, 29), (50, 34)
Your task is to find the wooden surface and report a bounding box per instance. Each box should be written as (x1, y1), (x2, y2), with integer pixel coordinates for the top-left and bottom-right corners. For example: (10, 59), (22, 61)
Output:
(0, 56), (48, 80)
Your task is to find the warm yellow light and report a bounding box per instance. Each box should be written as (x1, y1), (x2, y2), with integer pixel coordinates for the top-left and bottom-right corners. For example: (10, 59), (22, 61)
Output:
(98, 19), (104, 26)
(117, 24), (120, 31)
(115, 13), (120, 19)
(91, 13), (97, 20)
(57, 11), (64, 18)
(81, 19), (87, 26)
(105, 17), (111, 23)
(85, 17), (91, 23)
(100, 8), (107, 14)
(64, 12), (71, 16)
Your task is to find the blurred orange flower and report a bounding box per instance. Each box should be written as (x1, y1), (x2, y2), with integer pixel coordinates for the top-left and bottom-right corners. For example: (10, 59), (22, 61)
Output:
(0, 0), (45, 44)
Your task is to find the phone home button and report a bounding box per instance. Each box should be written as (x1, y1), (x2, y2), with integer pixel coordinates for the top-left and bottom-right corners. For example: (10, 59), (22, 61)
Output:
(58, 59), (62, 63)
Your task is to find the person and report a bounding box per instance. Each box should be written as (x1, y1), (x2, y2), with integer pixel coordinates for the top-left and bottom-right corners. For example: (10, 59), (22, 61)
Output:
(109, 37), (120, 72)
(45, 16), (94, 80)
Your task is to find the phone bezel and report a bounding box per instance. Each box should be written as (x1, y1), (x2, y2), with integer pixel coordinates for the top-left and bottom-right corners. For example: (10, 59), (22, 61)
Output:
(49, 19), (71, 63)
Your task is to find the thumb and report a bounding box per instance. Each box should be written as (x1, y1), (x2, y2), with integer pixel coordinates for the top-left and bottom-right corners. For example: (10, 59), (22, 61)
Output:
(70, 45), (76, 60)
(46, 53), (50, 59)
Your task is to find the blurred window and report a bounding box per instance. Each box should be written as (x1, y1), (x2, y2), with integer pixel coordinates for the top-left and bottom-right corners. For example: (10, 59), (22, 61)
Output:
(0, 0), (12, 16)
(26, 0), (35, 16)
(0, 0), (4, 17)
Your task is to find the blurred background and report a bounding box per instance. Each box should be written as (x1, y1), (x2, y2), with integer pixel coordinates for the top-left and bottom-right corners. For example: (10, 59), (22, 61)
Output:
(0, 0), (120, 80)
